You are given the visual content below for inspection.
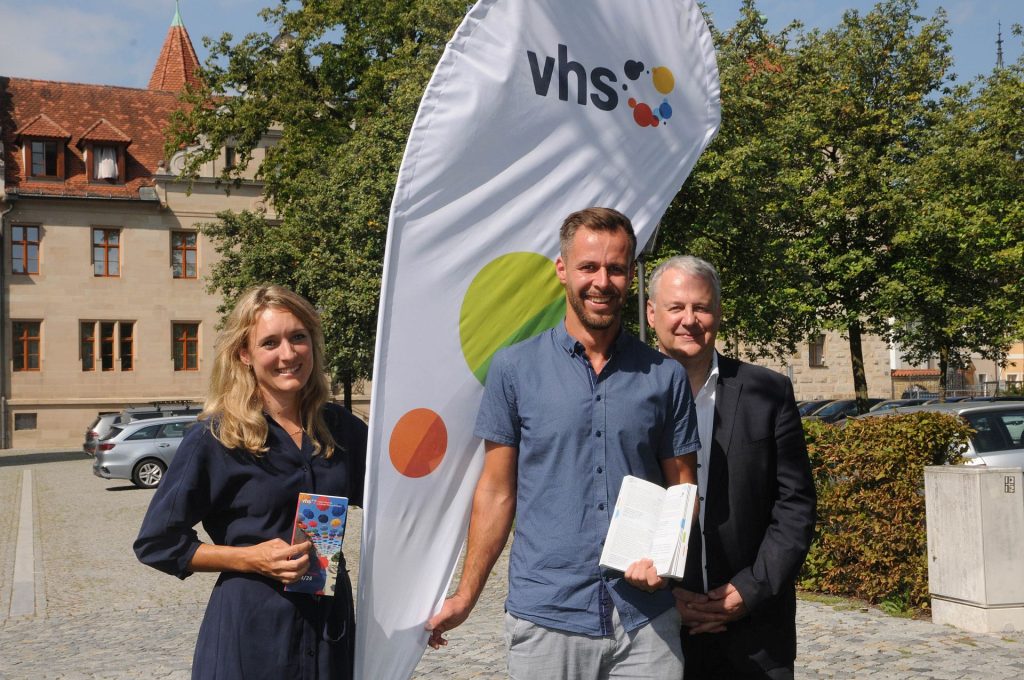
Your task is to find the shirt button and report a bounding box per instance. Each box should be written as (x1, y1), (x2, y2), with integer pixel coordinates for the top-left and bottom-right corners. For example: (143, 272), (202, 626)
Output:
(596, 466), (603, 473)
(598, 503), (605, 510)
(596, 395), (602, 402)
(700, 496), (705, 502)
(306, 649), (315, 657)
(596, 431), (602, 438)
(697, 463), (702, 468)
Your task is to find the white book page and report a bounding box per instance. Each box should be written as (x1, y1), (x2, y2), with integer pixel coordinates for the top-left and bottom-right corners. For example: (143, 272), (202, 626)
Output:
(599, 476), (666, 572)
(652, 483), (697, 578)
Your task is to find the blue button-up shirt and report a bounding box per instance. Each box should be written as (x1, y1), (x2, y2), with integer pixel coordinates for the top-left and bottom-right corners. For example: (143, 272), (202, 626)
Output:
(474, 322), (700, 636)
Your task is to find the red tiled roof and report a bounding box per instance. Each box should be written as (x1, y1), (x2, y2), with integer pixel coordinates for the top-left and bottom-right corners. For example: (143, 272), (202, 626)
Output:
(14, 113), (70, 139)
(891, 369), (941, 377)
(148, 24), (202, 92)
(78, 118), (132, 146)
(1, 77), (182, 199)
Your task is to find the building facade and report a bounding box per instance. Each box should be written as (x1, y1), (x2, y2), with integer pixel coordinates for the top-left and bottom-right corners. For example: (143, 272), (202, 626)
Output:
(0, 11), (275, 448)
(746, 331), (1024, 402)
(740, 330), (895, 401)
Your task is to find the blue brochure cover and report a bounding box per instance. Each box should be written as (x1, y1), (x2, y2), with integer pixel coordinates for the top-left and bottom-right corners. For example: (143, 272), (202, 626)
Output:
(284, 492), (349, 596)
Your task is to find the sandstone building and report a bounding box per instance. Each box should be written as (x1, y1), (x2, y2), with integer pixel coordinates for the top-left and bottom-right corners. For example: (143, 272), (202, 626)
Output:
(0, 9), (276, 448)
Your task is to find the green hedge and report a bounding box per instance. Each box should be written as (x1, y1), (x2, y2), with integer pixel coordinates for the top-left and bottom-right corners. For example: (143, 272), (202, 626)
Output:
(799, 412), (973, 613)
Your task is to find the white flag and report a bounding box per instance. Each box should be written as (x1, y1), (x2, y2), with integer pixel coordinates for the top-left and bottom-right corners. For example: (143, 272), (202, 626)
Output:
(355, 1), (720, 677)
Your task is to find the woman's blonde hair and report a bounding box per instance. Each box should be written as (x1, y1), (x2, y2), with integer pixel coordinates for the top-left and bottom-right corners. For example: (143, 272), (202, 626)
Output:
(202, 284), (336, 457)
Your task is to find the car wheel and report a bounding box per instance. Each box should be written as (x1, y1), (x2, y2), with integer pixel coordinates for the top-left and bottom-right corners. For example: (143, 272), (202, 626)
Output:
(132, 459), (167, 489)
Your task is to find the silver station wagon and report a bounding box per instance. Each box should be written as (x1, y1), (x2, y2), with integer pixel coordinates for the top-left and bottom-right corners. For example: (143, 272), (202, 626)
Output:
(92, 415), (198, 488)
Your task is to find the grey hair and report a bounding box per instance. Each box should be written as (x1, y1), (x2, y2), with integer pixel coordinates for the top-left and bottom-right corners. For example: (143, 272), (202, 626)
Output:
(648, 255), (721, 308)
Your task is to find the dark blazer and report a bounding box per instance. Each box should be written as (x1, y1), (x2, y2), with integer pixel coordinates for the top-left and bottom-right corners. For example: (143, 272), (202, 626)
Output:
(681, 355), (817, 674)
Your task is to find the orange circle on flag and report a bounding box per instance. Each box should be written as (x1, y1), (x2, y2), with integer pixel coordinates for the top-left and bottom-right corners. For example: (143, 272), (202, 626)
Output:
(389, 408), (448, 478)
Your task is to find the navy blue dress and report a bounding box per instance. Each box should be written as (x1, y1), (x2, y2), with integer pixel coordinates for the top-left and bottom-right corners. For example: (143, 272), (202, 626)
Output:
(134, 403), (366, 680)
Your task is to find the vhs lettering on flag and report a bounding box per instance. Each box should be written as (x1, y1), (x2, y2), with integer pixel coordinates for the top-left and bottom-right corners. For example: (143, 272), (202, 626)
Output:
(528, 43), (679, 127)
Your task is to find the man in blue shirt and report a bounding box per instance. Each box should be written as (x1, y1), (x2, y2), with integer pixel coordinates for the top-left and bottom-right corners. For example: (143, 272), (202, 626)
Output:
(427, 207), (700, 678)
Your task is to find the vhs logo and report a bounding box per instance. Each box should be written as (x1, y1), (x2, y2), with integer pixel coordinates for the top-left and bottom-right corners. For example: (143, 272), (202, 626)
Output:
(527, 43), (676, 128)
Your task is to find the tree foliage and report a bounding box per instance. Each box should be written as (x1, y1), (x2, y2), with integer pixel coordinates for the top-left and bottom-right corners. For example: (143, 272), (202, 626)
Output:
(660, 0), (990, 411)
(658, 1), (815, 360)
(786, 0), (951, 410)
(882, 46), (1024, 395)
(166, 0), (468, 398)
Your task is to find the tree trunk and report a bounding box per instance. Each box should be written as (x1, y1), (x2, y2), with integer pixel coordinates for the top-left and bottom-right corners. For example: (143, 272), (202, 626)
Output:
(848, 321), (870, 414)
(343, 375), (353, 412)
(938, 346), (949, 402)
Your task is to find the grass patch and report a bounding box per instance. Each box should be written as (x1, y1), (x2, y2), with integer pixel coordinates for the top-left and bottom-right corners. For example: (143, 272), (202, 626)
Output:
(798, 591), (863, 611)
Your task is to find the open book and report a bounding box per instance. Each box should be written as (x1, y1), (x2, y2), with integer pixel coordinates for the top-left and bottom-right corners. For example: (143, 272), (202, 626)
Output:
(284, 492), (349, 596)
(598, 475), (697, 579)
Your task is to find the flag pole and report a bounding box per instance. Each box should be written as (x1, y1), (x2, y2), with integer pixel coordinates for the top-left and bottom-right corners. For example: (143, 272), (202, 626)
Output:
(637, 222), (661, 344)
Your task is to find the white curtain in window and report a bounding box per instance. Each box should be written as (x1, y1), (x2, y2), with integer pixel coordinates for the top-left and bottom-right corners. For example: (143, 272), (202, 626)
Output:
(95, 147), (118, 179)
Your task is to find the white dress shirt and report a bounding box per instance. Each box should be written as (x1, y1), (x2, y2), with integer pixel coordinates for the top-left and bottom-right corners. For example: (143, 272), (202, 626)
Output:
(693, 351), (719, 591)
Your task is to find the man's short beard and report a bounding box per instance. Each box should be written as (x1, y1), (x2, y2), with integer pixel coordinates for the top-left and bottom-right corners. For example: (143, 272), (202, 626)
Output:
(567, 288), (620, 331)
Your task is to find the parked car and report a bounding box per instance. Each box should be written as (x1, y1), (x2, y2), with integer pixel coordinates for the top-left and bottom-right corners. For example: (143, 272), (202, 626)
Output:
(92, 415), (198, 488)
(853, 401), (1024, 468)
(82, 412), (123, 455)
(803, 398), (886, 424)
(798, 399), (835, 417)
(82, 403), (201, 456)
(868, 398), (928, 413)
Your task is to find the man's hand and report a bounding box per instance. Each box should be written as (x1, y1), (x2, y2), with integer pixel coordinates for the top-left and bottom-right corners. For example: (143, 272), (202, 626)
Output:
(425, 441), (516, 651)
(673, 586), (729, 634)
(623, 558), (667, 592)
(425, 592), (474, 649)
(678, 582), (747, 634)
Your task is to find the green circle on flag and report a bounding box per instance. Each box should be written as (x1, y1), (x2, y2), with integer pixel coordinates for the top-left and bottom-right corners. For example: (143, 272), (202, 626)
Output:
(460, 252), (565, 384)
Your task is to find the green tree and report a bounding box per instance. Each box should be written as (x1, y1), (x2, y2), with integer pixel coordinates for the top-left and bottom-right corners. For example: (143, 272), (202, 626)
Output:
(663, 0), (953, 413)
(784, 0), (951, 412)
(658, 0), (818, 360)
(166, 0), (467, 404)
(882, 42), (1024, 397)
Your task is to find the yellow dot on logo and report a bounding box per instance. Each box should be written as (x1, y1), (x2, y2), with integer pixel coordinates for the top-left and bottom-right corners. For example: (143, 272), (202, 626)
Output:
(652, 66), (675, 95)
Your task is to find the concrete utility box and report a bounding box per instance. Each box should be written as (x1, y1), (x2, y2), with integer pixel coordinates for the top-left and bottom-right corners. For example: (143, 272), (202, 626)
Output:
(924, 466), (1024, 633)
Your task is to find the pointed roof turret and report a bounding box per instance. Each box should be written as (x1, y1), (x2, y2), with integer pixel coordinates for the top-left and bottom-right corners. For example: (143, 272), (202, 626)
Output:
(148, 2), (202, 92)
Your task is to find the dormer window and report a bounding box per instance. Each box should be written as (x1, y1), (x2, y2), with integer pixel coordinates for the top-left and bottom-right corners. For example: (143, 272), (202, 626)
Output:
(28, 139), (64, 179)
(94, 146), (119, 180)
(15, 114), (70, 180)
(82, 142), (127, 184)
(31, 141), (58, 176)
(79, 118), (131, 184)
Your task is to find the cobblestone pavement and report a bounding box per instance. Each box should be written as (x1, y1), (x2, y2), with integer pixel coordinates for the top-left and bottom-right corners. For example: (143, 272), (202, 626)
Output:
(1, 455), (1022, 679)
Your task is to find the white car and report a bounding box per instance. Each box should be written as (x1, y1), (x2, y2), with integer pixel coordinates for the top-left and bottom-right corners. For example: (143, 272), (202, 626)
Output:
(953, 402), (1024, 467)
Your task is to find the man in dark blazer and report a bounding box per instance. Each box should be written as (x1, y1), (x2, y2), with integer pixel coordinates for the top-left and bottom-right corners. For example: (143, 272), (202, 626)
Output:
(646, 255), (817, 679)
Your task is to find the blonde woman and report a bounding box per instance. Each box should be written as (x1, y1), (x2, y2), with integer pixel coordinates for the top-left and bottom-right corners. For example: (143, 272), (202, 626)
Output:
(135, 285), (366, 680)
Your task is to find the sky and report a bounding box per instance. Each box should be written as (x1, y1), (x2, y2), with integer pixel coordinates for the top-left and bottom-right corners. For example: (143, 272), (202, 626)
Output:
(0, 0), (1019, 88)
